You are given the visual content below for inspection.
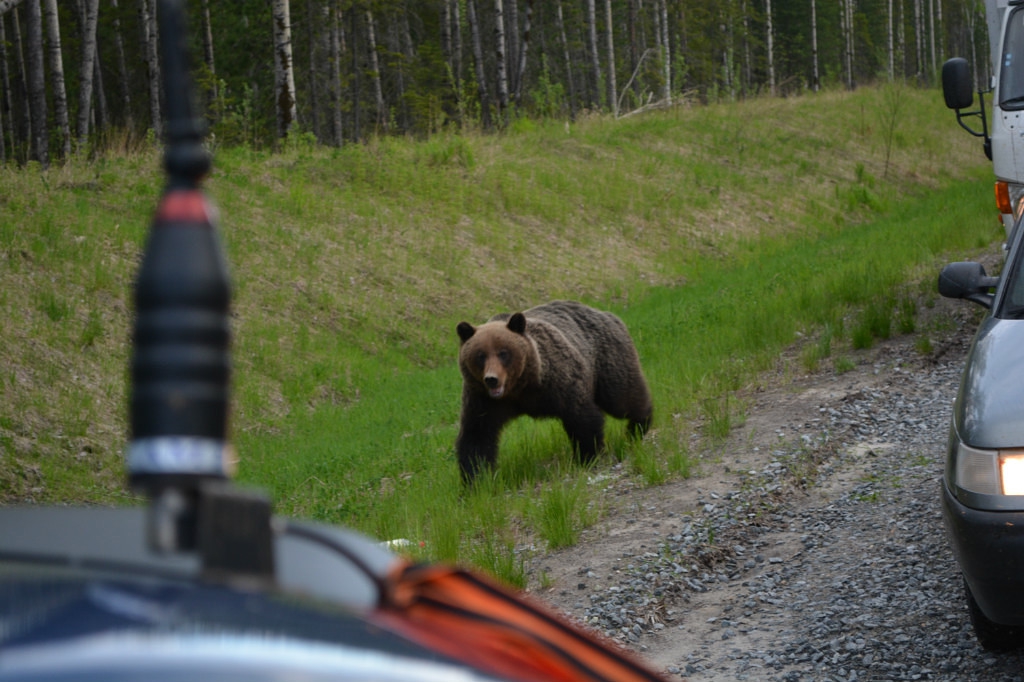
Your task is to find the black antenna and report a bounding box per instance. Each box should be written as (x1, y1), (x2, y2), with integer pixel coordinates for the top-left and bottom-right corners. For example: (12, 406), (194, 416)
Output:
(127, 1), (272, 581)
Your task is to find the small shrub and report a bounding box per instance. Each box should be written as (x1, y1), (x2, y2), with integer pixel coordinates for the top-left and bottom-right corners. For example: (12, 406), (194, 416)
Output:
(533, 478), (595, 549)
(629, 445), (667, 486)
(668, 448), (693, 478)
(701, 394), (731, 440)
(835, 356), (856, 374)
(79, 310), (103, 348)
(38, 292), (71, 322)
(867, 300), (893, 339)
(468, 532), (527, 588)
(851, 324), (874, 349)
(896, 295), (916, 334)
(801, 324), (834, 373)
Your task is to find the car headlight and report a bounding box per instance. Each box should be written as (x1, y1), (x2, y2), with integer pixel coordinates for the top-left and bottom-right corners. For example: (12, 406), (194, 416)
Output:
(956, 443), (1024, 495)
(1003, 452), (1024, 495)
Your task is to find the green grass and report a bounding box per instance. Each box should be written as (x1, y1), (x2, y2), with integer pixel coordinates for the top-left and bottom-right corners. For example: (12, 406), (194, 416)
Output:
(233, 169), (998, 584)
(0, 84), (1003, 585)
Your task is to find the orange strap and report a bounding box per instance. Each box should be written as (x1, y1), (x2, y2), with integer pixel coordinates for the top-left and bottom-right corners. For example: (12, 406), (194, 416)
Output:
(374, 561), (667, 682)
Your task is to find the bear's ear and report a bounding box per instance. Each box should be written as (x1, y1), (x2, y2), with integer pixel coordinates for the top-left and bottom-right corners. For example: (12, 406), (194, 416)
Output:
(456, 321), (476, 343)
(507, 312), (527, 335)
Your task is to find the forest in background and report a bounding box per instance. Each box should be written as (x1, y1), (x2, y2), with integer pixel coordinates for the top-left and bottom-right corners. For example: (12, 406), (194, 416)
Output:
(0, 0), (992, 166)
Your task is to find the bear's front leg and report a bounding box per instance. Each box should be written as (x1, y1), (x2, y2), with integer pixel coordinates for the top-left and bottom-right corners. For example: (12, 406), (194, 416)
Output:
(456, 432), (498, 484)
(456, 399), (510, 484)
(562, 405), (606, 465)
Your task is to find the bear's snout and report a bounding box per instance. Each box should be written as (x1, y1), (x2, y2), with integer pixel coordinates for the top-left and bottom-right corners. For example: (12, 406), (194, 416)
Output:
(483, 374), (505, 398)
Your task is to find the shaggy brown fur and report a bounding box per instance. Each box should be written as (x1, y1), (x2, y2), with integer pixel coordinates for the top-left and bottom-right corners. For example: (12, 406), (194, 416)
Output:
(455, 300), (652, 483)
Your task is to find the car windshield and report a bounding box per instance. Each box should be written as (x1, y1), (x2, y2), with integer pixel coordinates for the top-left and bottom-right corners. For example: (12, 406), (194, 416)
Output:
(1001, 8), (1024, 109)
(1001, 223), (1024, 318)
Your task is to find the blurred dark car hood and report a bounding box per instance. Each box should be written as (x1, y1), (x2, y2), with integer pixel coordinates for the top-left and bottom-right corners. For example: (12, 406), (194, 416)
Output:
(0, 506), (495, 682)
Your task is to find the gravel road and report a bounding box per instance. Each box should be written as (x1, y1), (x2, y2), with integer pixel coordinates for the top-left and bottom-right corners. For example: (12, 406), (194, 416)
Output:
(532, 298), (1024, 681)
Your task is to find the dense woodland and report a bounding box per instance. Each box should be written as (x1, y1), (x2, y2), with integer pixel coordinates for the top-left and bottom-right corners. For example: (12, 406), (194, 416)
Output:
(0, 0), (992, 166)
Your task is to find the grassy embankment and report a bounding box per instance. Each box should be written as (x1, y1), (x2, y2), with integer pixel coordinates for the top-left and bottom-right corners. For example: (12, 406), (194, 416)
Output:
(0, 84), (1001, 584)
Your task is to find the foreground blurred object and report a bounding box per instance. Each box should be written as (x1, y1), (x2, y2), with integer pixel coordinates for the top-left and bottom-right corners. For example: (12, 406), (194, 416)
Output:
(127, 0), (238, 559)
(0, 506), (665, 681)
(0, 2), (666, 680)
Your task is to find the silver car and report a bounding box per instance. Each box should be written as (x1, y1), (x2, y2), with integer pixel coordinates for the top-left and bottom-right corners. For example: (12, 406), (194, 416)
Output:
(938, 227), (1024, 650)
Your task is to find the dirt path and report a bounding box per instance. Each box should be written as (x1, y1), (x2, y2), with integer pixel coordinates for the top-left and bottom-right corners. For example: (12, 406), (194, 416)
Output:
(525, 292), (1024, 680)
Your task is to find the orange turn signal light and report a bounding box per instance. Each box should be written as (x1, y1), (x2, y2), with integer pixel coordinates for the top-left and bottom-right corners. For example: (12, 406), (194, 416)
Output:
(996, 181), (1012, 214)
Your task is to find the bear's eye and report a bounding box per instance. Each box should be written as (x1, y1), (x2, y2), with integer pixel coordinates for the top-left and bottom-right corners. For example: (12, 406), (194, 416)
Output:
(475, 352), (487, 369)
(497, 349), (510, 365)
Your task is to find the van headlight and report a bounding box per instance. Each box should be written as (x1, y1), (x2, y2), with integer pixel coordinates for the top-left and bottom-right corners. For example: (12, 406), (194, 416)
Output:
(955, 443), (1024, 495)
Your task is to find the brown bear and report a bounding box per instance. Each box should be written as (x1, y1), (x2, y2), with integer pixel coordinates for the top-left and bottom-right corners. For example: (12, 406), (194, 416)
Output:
(455, 300), (652, 484)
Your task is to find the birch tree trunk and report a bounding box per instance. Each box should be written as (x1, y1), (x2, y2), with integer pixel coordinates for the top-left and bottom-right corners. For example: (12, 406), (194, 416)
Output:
(585, 0), (601, 109)
(349, 8), (360, 140)
(451, 0), (462, 87)
(76, 0), (99, 148)
(0, 15), (13, 161)
(627, 0), (638, 100)
(306, 0), (321, 140)
(765, 0), (775, 96)
(396, 8), (415, 131)
(604, 0), (617, 115)
(200, 0), (216, 107)
(272, 0), (297, 138)
(887, 0), (894, 79)
(964, 1), (979, 86)
(42, 0), (69, 159)
(441, 0), (459, 123)
(493, 0), (509, 123)
(843, 0), (851, 87)
(811, 0), (819, 91)
(513, 0), (532, 106)
(0, 33), (4, 162)
(723, 1), (734, 98)
(849, 0), (856, 87)
(92, 52), (107, 132)
(110, 0), (133, 131)
(653, 0), (663, 92)
(660, 0), (671, 104)
(898, 0), (905, 78)
(329, 0), (343, 145)
(928, 0), (935, 78)
(505, 0), (518, 97)
(555, 0), (576, 118)
(466, 0), (492, 129)
(441, 0), (452, 76)
(139, 0), (161, 138)
(914, 0), (922, 81)
(364, 9), (385, 130)
(10, 8), (32, 161)
(742, 0), (752, 94)
(25, 0), (47, 167)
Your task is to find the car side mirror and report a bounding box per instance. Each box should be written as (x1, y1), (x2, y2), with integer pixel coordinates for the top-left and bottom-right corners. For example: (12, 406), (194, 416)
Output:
(938, 261), (999, 309)
(943, 58), (974, 110)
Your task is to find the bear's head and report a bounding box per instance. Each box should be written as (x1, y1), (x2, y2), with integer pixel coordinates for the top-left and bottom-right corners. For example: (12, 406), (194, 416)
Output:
(456, 313), (532, 400)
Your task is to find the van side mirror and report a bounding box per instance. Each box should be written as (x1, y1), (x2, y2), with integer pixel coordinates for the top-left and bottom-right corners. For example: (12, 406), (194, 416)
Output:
(938, 261), (999, 309)
(943, 58), (974, 110)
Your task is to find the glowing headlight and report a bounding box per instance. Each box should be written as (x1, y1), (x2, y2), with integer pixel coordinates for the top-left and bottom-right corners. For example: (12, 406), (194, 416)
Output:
(1001, 451), (1024, 495)
(955, 443), (1024, 496)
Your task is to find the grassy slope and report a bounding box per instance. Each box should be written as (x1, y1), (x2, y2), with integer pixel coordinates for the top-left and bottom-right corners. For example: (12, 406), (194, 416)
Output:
(0, 85), (1001, 575)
